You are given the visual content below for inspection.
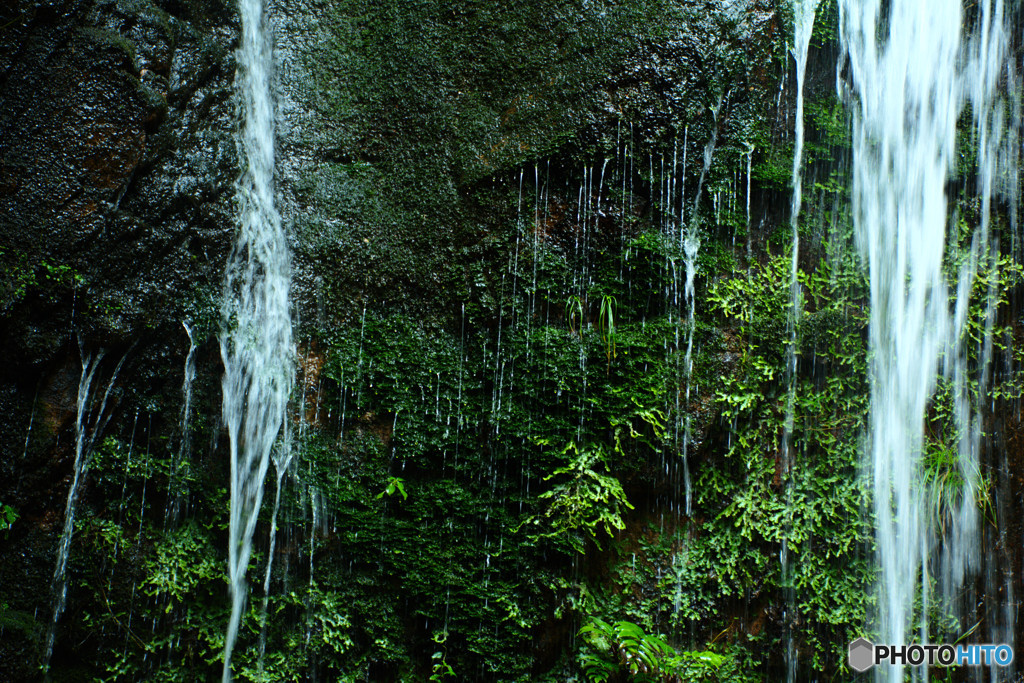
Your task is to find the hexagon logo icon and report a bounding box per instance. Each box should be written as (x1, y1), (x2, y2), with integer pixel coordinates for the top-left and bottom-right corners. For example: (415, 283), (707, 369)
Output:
(849, 637), (875, 672)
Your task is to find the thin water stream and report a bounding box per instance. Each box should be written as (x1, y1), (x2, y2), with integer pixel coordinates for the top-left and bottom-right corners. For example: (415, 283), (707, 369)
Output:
(44, 345), (128, 672)
(167, 321), (197, 526)
(219, 0), (294, 676)
(783, 3), (817, 679)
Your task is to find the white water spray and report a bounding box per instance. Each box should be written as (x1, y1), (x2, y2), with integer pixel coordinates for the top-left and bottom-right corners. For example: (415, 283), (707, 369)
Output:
(219, 0), (294, 676)
(839, 0), (1009, 677)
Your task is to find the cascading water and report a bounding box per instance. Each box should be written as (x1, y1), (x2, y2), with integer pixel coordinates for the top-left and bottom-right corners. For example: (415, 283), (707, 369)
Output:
(782, 0), (817, 491)
(219, 0), (294, 676)
(671, 118), (717, 624)
(679, 111), (719, 514)
(257, 424), (294, 673)
(839, 0), (1010, 677)
(782, 3), (817, 679)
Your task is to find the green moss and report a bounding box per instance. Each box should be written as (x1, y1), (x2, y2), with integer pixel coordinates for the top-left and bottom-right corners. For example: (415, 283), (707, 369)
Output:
(78, 27), (139, 70)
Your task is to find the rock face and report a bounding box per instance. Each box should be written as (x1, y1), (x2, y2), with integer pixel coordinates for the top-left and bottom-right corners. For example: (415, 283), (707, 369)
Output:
(0, 0), (236, 394)
(1, 0), (237, 354)
(0, 1), (238, 678)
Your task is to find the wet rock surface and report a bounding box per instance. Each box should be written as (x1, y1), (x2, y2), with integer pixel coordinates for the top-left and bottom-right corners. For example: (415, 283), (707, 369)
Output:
(0, 0), (236, 354)
(0, 0), (238, 677)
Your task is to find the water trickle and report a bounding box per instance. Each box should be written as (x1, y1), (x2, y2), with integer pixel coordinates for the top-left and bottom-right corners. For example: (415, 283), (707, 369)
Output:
(783, 3), (817, 680)
(674, 113), (720, 519)
(681, 228), (699, 518)
(219, 0), (294, 675)
(839, 0), (1010, 676)
(44, 344), (127, 672)
(167, 321), (198, 525)
(15, 383), (40, 500)
(257, 422), (294, 672)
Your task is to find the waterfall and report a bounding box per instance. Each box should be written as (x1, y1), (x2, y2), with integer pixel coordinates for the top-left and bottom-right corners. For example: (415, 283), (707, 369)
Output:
(783, 3), (817, 680)
(219, 0), (294, 676)
(839, 0), (1009, 676)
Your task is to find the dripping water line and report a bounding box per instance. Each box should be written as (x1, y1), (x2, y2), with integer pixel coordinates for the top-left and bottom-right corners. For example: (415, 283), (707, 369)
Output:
(44, 342), (130, 673)
(782, 4), (818, 680)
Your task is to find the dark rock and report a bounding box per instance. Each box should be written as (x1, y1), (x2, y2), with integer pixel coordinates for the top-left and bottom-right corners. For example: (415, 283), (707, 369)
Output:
(0, 2), (237, 675)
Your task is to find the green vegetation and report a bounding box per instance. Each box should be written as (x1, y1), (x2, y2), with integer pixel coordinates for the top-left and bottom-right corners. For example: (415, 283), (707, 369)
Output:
(0, 248), (83, 311)
(579, 618), (729, 682)
(0, 503), (16, 532)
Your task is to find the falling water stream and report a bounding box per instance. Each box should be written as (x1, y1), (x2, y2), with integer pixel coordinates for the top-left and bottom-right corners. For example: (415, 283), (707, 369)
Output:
(257, 426), (294, 673)
(783, 2), (817, 680)
(681, 229), (699, 518)
(219, 0), (294, 676)
(167, 321), (198, 525)
(840, 0), (1010, 678)
(679, 110), (719, 517)
(44, 345), (127, 672)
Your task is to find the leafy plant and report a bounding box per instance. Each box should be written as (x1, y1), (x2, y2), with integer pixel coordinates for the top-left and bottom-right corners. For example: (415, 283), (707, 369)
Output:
(377, 476), (408, 501)
(429, 630), (455, 682)
(518, 439), (633, 553)
(598, 294), (618, 370)
(579, 618), (727, 682)
(567, 295), (585, 334)
(0, 503), (16, 532)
